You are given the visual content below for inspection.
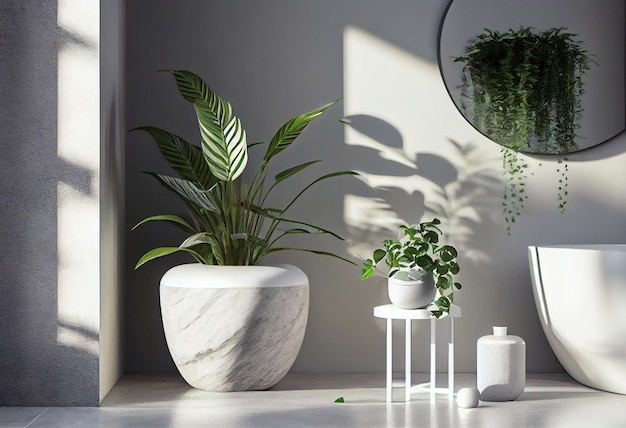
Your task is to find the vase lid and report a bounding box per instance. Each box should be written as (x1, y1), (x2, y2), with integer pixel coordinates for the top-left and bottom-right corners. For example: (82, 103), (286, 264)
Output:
(493, 326), (508, 336)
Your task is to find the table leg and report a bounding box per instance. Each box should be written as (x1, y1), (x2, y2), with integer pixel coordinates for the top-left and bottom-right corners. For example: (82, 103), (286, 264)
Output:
(386, 318), (392, 402)
(449, 317), (454, 399)
(405, 319), (411, 401)
(430, 319), (436, 397)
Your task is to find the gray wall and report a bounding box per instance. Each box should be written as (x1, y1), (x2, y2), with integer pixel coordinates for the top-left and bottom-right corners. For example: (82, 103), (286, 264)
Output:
(0, 0), (124, 406)
(125, 0), (626, 375)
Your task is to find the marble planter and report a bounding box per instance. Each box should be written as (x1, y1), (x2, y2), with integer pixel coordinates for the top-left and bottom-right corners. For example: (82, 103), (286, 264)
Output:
(159, 263), (309, 391)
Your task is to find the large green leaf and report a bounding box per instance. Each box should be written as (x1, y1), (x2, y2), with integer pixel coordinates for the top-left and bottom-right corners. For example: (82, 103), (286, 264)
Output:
(146, 172), (218, 212)
(266, 247), (356, 265)
(166, 70), (248, 181)
(243, 201), (344, 239)
(132, 126), (215, 189)
(282, 170), (358, 213)
(131, 214), (196, 234)
(274, 160), (322, 183)
(263, 160), (323, 200)
(135, 246), (205, 269)
(264, 100), (339, 163)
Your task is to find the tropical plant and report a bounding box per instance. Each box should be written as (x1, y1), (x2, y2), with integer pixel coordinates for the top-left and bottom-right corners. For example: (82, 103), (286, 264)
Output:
(132, 70), (357, 268)
(360, 219), (461, 317)
(454, 27), (592, 232)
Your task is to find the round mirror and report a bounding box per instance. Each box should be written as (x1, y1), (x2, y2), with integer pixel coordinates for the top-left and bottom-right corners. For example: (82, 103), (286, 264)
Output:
(438, 0), (625, 154)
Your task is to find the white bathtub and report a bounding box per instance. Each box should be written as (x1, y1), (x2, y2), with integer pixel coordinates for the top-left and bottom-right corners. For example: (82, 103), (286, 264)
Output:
(528, 245), (626, 394)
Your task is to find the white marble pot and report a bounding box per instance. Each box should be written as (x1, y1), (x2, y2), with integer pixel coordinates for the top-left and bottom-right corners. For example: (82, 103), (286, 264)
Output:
(159, 263), (309, 392)
(387, 272), (436, 309)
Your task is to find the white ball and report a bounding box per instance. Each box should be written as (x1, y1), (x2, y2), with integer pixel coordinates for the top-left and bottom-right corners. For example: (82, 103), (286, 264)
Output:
(456, 387), (480, 408)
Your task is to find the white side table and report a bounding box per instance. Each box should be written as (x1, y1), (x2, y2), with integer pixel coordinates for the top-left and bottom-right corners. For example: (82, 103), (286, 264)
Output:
(373, 304), (462, 402)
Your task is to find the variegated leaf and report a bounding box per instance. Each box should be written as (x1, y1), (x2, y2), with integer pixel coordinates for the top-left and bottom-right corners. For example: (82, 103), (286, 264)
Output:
(166, 70), (248, 181)
(194, 103), (248, 181)
(180, 232), (213, 248)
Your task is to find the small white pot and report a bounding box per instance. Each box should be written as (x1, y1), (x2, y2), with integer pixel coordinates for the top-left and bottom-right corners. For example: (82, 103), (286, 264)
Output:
(387, 271), (436, 309)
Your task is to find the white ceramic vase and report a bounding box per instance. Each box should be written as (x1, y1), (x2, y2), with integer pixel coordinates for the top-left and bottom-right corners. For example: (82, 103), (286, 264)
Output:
(159, 263), (309, 392)
(387, 271), (436, 309)
(477, 326), (526, 401)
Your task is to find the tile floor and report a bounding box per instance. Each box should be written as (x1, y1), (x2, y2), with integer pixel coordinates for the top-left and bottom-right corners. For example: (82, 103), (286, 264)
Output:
(1, 373), (626, 427)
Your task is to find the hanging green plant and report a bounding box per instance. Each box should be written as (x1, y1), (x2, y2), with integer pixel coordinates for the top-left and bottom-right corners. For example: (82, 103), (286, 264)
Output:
(453, 27), (592, 230)
(454, 27), (592, 154)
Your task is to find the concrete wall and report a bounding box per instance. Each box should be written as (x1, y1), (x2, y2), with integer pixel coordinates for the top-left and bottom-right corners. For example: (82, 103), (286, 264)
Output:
(0, 0), (124, 406)
(124, 0), (626, 376)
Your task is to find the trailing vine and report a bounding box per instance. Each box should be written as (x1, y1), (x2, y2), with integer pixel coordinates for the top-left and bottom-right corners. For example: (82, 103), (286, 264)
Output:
(501, 147), (528, 234)
(454, 27), (591, 230)
(556, 158), (569, 214)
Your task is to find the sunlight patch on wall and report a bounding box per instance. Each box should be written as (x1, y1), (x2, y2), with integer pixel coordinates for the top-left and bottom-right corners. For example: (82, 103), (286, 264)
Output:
(343, 26), (474, 157)
(56, 0), (99, 355)
(342, 25), (501, 262)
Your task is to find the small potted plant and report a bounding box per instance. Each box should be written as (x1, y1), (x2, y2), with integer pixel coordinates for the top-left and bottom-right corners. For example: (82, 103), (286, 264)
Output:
(361, 218), (461, 317)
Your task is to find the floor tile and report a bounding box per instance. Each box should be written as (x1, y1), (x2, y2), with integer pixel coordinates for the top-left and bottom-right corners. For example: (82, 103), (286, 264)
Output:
(26, 408), (99, 428)
(0, 407), (46, 428)
(99, 373), (626, 427)
(3, 374), (626, 427)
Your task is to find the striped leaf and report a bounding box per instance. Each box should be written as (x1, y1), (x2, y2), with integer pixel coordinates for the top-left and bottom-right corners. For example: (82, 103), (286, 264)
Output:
(264, 99), (338, 163)
(132, 126), (215, 189)
(166, 70), (248, 181)
(146, 172), (218, 212)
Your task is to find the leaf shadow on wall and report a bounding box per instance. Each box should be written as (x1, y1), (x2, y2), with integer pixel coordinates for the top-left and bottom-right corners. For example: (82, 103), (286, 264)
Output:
(342, 114), (502, 265)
